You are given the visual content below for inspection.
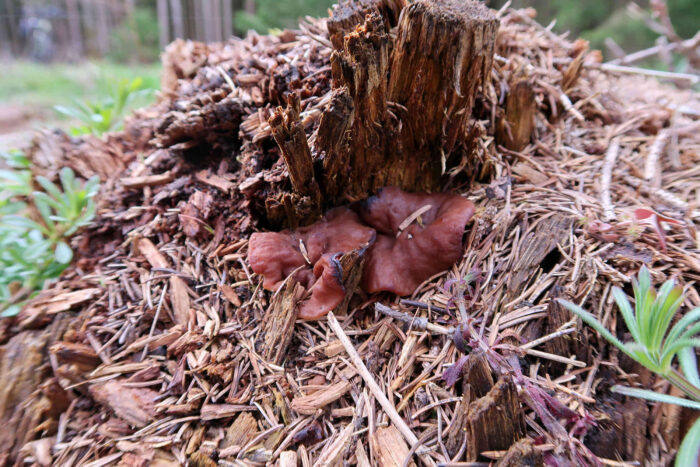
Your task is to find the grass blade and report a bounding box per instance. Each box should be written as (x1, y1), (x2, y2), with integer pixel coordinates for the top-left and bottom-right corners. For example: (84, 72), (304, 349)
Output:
(612, 385), (700, 410)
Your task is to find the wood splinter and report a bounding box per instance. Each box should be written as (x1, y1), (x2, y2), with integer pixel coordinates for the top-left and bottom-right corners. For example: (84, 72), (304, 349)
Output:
(465, 376), (526, 461)
(256, 280), (304, 366)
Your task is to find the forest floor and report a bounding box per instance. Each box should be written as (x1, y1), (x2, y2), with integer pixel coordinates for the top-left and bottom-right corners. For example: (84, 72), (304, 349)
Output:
(1, 3), (700, 467)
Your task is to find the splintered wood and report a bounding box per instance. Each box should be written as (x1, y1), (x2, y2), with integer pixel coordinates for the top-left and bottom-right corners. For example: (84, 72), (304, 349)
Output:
(4, 0), (700, 466)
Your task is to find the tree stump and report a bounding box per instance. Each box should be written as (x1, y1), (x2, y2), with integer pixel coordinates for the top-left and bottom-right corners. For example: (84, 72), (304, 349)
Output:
(386, 0), (499, 191)
(269, 0), (499, 226)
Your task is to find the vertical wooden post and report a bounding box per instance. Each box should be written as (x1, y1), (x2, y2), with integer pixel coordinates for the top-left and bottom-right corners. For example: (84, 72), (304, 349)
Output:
(212, 0), (223, 42)
(0, 1), (12, 58)
(222, 0), (233, 39)
(168, 0), (184, 39)
(157, 0), (170, 49)
(95, 0), (111, 56)
(4, 0), (21, 56)
(195, 0), (207, 41)
(244, 0), (254, 15)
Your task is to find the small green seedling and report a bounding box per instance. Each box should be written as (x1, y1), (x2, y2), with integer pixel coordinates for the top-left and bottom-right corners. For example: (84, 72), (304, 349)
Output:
(0, 151), (99, 317)
(559, 266), (700, 466)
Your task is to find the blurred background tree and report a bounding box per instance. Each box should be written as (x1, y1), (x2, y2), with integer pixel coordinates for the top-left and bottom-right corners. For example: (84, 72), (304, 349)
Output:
(0, 0), (697, 148)
(0, 0), (698, 64)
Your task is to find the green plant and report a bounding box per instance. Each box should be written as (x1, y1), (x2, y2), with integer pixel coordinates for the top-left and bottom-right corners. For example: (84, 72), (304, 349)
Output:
(559, 266), (700, 466)
(0, 151), (99, 317)
(54, 77), (153, 136)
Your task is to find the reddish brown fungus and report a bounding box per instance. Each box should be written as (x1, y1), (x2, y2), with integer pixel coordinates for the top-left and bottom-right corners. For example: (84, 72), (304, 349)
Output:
(248, 187), (475, 319)
(358, 187), (475, 295)
(248, 208), (374, 320)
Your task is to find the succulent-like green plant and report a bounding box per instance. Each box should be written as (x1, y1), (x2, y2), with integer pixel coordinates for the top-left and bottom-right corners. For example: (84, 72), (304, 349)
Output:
(559, 266), (700, 466)
(0, 151), (99, 317)
(54, 77), (153, 136)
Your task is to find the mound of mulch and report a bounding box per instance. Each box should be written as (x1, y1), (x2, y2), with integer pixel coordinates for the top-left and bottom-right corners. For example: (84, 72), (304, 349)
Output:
(1, 2), (700, 466)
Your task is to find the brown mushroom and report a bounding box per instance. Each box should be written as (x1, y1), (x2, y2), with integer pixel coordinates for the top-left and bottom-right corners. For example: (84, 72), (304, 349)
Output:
(248, 208), (375, 319)
(357, 187), (475, 296)
(247, 187), (475, 319)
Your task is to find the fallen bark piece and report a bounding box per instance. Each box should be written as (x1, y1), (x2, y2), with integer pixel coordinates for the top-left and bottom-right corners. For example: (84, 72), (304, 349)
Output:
(50, 341), (101, 369)
(290, 381), (352, 415)
(121, 172), (175, 189)
(466, 376), (526, 461)
(370, 425), (416, 467)
(446, 351), (494, 457)
(279, 451), (298, 467)
(20, 288), (101, 327)
(89, 380), (158, 428)
(222, 412), (258, 450)
(257, 280), (304, 365)
(200, 404), (256, 421)
(136, 237), (191, 326)
(0, 316), (70, 463)
(506, 214), (573, 300)
(496, 438), (543, 466)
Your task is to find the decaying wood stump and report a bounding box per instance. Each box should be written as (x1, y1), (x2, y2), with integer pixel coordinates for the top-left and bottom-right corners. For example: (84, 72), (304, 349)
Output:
(386, 0), (499, 191)
(270, 0), (499, 226)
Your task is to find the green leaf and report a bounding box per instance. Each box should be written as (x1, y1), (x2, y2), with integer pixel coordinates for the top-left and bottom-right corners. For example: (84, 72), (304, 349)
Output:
(0, 149), (30, 169)
(0, 216), (46, 234)
(660, 339), (700, 370)
(557, 299), (634, 359)
(678, 347), (700, 389)
(35, 176), (63, 201)
(612, 385), (700, 409)
(676, 416), (700, 467)
(54, 104), (89, 121)
(54, 242), (73, 264)
(651, 281), (684, 351)
(0, 304), (22, 318)
(667, 308), (700, 346)
(612, 287), (640, 344)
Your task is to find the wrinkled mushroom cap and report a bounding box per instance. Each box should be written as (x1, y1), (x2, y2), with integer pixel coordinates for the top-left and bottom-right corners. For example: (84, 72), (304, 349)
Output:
(248, 209), (374, 319)
(358, 187), (475, 296)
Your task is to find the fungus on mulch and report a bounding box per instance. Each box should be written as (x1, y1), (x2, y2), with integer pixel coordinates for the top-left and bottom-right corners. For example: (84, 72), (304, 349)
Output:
(248, 187), (475, 319)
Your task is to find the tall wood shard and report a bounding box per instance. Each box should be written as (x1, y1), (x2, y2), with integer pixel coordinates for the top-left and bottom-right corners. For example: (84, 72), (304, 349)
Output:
(328, 12), (390, 199)
(497, 79), (536, 152)
(268, 93), (323, 227)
